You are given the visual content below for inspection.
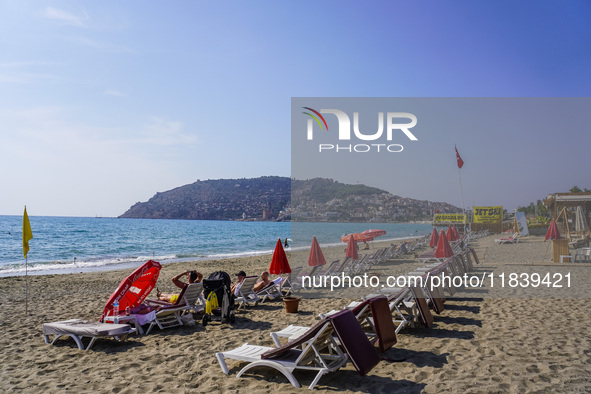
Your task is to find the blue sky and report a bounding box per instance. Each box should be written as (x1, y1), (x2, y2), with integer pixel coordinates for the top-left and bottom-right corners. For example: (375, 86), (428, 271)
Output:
(1, 1), (590, 217)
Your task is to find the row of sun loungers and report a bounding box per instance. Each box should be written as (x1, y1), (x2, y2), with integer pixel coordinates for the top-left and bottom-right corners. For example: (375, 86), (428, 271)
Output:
(294, 241), (415, 288)
(216, 245), (482, 389)
(284, 235), (434, 292)
(217, 294), (399, 389)
(43, 281), (210, 347)
(232, 275), (289, 311)
(43, 272), (291, 349)
(43, 231), (485, 365)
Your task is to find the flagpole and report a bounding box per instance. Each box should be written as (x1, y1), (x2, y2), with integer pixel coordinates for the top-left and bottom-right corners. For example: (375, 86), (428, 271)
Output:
(23, 205), (33, 315)
(25, 256), (28, 314)
(455, 145), (467, 232)
(458, 167), (466, 227)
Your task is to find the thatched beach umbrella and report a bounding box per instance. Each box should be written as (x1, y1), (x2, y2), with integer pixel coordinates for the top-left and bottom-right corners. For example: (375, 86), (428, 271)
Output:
(575, 206), (590, 234)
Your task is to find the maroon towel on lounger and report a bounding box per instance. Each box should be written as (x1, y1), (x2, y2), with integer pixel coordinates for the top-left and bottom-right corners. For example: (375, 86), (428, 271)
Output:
(428, 276), (445, 314)
(368, 296), (397, 353)
(410, 287), (434, 328)
(329, 310), (380, 376)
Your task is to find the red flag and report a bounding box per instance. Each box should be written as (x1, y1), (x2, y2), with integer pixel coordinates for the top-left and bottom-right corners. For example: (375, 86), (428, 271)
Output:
(455, 145), (464, 169)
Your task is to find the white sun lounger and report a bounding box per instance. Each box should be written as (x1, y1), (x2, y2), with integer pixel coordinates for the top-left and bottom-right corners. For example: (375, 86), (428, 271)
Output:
(279, 266), (303, 296)
(271, 299), (372, 346)
(256, 277), (283, 302)
(235, 276), (261, 311)
(42, 319), (135, 350)
(144, 282), (206, 334)
(495, 232), (519, 244)
(217, 317), (347, 389)
(217, 310), (381, 390)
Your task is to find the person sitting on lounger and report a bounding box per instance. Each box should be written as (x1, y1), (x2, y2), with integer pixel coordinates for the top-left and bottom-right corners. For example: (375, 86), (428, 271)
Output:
(253, 271), (272, 292)
(157, 270), (202, 303)
(231, 270), (247, 296)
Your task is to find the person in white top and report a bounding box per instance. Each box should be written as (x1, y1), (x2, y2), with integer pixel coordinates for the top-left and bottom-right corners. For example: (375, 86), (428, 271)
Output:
(231, 270), (246, 296)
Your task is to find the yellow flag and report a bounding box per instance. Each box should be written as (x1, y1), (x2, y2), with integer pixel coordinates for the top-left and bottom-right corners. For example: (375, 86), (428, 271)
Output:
(23, 206), (33, 258)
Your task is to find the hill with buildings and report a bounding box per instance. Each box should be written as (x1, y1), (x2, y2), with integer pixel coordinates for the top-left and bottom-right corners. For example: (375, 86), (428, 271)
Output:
(119, 176), (459, 221)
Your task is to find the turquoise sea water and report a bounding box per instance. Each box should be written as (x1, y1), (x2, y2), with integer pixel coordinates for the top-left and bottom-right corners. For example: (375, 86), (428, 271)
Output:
(0, 215), (431, 277)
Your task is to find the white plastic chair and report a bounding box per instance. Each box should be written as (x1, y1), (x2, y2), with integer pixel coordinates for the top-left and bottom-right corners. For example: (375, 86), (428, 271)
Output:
(574, 248), (591, 263)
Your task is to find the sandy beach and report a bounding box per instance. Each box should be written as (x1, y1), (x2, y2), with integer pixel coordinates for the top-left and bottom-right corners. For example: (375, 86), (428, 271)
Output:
(1, 234), (591, 393)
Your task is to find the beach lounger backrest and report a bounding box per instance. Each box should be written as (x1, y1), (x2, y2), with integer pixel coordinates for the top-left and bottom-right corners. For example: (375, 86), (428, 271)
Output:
(385, 287), (407, 303)
(470, 248), (480, 265)
(181, 282), (205, 309)
(172, 284), (189, 306)
(382, 244), (395, 259)
(160, 282), (203, 308)
(447, 256), (462, 276)
(368, 296), (397, 353)
(351, 298), (370, 317)
(255, 277), (283, 302)
(346, 254), (368, 274)
(427, 276), (445, 314)
(410, 286), (434, 328)
(329, 310), (381, 376)
(238, 276), (258, 294)
(454, 254), (466, 274)
(405, 271), (446, 314)
(278, 266), (302, 295)
(321, 260), (340, 276)
(335, 257), (350, 271)
(398, 243), (408, 254)
(305, 265), (321, 277)
(261, 317), (336, 364)
(283, 266), (301, 283)
(462, 250), (474, 271)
